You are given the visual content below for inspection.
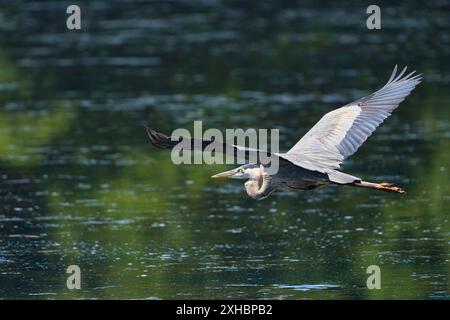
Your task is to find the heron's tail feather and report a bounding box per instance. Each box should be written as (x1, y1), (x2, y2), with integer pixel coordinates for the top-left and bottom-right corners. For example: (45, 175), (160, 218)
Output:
(327, 170), (361, 184)
(351, 180), (405, 194)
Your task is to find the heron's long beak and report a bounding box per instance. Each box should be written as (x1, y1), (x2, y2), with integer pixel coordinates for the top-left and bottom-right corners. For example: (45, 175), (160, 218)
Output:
(211, 169), (238, 179)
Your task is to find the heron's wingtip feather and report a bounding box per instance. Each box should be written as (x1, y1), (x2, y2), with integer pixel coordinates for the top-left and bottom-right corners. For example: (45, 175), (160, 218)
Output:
(144, 126), (171, 149)
(384, 65), (423, 91)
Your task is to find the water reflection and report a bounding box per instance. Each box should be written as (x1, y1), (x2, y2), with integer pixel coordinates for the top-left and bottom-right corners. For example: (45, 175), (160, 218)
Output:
(0, 1), (449, 299)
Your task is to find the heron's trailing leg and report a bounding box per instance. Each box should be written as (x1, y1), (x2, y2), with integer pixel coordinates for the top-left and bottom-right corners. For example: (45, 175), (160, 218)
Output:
(351, 181), (405, 194)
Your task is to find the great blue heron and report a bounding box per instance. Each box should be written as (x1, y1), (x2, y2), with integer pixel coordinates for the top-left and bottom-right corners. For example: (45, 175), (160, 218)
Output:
(146, 66), (421, 200)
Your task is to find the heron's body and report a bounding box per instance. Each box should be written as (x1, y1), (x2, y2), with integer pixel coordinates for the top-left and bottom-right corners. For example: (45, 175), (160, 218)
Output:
(237, 162), (329, 199)
(146, 66), (421, 200)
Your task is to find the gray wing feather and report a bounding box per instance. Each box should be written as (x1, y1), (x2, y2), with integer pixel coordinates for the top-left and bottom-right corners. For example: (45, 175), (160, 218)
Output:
(285, 66), (422, 171)
(145, 126), (277, 164)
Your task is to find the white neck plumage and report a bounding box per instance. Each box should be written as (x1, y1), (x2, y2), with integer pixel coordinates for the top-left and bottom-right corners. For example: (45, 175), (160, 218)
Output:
(244, 166), (276, 200)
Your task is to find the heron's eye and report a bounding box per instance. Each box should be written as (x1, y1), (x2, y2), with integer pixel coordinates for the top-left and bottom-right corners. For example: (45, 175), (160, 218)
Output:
(239, 168), (244, 173)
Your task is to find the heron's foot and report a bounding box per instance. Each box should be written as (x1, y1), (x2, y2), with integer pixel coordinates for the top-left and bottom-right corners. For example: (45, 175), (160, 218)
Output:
(376, 183), (405, 194)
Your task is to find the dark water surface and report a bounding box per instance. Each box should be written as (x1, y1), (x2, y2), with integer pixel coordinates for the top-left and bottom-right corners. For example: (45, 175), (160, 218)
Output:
(0, 1), (449, 299)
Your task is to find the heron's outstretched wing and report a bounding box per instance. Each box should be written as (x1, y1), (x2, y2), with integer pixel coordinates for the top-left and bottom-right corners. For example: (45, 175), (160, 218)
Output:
(285, 66), (422, 171)
(145, 126), (273, 164)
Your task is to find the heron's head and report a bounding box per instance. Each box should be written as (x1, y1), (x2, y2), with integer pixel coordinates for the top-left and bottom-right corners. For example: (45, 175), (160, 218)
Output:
(211, 164), (261, 180)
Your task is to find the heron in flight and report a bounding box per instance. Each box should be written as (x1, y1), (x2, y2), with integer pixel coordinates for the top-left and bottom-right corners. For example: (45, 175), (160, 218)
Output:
(146, 66), (421, 200)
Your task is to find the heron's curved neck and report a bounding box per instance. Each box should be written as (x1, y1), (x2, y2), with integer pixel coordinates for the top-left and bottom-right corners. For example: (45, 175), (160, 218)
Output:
(244, 168), (275, 200)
